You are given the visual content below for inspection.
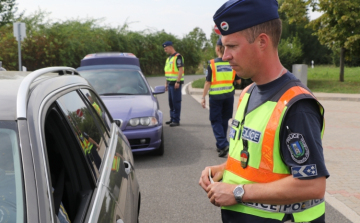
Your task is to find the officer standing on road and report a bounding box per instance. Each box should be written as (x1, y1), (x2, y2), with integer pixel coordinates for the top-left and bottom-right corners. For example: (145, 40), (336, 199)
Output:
(163, 41), (184, 127)
(201, 37), (241, 157)
(199, 0), (329, 222)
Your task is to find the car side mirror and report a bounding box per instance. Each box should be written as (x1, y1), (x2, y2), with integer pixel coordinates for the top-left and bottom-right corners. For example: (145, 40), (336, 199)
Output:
(114, 119), (122, 127)
(153, 85), (166, 95)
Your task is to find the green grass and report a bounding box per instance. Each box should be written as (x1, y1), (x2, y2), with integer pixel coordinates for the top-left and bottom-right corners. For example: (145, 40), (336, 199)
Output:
(192, 77), (206, 88)
(191, 66), (360, 94)
(308, 66), (360, 93)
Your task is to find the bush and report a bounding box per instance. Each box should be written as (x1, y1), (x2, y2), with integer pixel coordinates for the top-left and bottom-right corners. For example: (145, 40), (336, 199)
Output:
(278, 36), (303, 71)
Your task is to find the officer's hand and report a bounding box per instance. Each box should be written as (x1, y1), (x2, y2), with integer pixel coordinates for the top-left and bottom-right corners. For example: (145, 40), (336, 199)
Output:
(174, 82), (180, 89)
(201, 98), (206, 108)
(207, 182), (237, 207)
(165, 85), (168, 91)
(199, 165), (224, 191)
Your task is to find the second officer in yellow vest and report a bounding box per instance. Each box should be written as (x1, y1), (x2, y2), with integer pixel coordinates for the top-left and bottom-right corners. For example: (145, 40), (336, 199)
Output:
(163, 41), (184, 127)
(202, 37), (241, 157)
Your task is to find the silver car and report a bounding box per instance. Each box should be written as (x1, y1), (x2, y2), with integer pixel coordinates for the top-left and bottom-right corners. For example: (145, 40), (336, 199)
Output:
(0, 67), (140, 222)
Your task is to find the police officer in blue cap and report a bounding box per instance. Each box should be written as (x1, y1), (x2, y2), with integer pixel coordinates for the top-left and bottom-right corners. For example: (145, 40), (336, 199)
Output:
(201, 36), (241, 157)
(163, 41), (184, 127)
(199, 1), (329, 222)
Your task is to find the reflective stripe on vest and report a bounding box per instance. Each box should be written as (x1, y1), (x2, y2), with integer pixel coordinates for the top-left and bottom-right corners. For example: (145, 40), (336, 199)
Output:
(209, 59), (236, 95)
(164, 53), (184, 81)
(222, 83), (325, 221)
(243, 198), (324, 214)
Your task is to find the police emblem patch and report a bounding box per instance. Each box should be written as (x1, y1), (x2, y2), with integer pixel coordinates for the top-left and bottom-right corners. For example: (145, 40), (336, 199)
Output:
(177, 58), (182, 66)
(220, 21), (229, 31)
(286, 132), (310, 164)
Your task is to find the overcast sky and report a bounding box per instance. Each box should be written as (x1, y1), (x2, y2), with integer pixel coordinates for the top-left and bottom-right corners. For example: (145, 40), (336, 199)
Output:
(16, 0), (322, 39)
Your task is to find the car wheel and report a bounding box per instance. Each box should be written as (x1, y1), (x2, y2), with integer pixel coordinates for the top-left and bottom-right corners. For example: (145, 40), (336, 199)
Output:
(152, 130), (164, 156)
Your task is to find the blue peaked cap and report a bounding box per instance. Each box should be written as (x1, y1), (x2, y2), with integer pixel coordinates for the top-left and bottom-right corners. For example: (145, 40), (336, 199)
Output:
(162, 41), (173, 48)
(213, 0), (279, 36)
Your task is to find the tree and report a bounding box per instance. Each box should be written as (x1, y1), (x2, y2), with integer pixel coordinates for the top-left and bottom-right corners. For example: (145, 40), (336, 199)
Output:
(0, 0), (17, 27)
(280, 0), (360, 82)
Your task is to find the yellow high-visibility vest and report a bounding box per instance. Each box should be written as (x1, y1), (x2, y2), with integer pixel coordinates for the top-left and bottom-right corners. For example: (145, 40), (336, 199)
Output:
(164, 53), (184, 81)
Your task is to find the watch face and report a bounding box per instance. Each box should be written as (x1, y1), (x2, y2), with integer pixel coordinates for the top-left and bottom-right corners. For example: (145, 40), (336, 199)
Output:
(234, 186), (244, 196)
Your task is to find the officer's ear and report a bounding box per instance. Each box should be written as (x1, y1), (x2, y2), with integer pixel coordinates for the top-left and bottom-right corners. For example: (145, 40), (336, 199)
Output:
(257, 33), (270, 51)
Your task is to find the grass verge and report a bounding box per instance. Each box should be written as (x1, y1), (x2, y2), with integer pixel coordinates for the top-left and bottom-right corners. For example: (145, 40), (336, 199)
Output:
(191, 66), (360, 94)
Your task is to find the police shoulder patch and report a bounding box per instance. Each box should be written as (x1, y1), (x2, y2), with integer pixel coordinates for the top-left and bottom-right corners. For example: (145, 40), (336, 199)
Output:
(286, 132), (310, 164)
(291, 164), (317, 178)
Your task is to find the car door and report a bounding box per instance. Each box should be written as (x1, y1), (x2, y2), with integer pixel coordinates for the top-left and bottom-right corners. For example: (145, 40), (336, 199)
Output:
(54, 89), (126, 223)
(79, 89), (138, 223)
(31, 84), (135, 223)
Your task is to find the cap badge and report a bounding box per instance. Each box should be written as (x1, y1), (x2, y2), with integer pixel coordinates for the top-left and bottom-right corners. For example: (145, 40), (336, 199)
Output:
(220, 21), (229, 31)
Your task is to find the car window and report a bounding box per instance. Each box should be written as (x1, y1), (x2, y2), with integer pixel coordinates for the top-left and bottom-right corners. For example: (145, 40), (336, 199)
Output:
(0, 121), (24, 223)
(56, 91), (107, 178)
(80, 89), (112, 132)
(44, 104), (96, 223)
(79, 69), (150, 95)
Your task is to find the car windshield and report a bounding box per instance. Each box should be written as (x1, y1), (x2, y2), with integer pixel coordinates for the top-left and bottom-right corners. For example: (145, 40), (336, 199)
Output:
(79, 69), (150, 96)
(0, 121), (24, 222)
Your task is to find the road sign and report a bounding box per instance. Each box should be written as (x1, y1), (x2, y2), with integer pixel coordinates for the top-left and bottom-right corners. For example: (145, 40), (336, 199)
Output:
(76, 109), (83, 118)
(13, 22), (26, 41)
(214, 24), (221, 35)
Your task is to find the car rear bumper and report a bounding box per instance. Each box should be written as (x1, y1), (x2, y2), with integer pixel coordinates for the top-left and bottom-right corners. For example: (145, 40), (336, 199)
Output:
(123, 125), (162, 152)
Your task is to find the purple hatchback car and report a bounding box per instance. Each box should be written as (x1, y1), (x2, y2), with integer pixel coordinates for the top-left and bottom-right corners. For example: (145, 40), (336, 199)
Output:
(78, 53), (166, 155)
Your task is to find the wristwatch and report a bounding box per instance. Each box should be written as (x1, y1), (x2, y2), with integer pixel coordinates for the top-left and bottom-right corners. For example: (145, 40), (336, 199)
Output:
(176, 81), (180, 84)
(233, 185), (245, 204)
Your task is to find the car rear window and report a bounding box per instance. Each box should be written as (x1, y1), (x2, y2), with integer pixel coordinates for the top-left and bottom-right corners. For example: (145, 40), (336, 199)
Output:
(79, 69), (150, 96)
(0, 121), (24, 222)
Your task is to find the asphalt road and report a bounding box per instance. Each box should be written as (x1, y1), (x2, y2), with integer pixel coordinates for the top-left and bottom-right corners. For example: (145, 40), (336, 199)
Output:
(134, 75), (351, 223)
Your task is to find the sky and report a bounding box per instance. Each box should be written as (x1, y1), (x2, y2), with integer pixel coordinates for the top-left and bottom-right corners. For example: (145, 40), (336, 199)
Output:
(16, 0), (322, 39)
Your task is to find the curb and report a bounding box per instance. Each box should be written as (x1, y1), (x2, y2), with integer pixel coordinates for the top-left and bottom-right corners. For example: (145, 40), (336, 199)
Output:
(188, 83), (360, 102)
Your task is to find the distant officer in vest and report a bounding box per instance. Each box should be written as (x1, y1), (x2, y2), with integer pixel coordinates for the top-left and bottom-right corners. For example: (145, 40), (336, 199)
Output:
(201, 37), (241, 157)
(86, 93), (102, 117)
(163, 41), (184, 127)
(199, 1), (329, 222)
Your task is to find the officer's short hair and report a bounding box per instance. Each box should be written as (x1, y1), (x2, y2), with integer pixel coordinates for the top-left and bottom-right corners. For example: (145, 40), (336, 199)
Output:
(241, 19), (282, 48)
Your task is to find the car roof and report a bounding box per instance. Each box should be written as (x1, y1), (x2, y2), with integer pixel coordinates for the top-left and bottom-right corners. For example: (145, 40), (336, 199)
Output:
(80, 52), (140, 67)
(77, 64), (141, 72)
(0, 68), (89, 120)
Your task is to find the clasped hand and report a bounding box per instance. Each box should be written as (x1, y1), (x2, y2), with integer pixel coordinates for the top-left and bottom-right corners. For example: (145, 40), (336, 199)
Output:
(199, 165), (237, 207)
